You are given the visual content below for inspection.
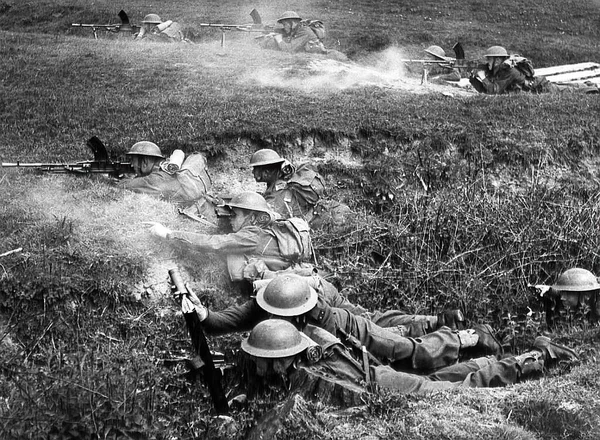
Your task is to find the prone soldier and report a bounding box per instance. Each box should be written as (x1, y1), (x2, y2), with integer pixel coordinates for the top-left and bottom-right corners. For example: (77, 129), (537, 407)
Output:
(250, 148), (351, 229)
(118, 141), (211, 206)
(241, 319), (578, 397)
(148, 192), (314, 282)
(183, 273), (503, 372)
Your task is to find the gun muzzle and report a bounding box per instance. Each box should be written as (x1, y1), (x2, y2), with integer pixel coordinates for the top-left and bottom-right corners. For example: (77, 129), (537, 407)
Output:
(168, 268), (188, 295)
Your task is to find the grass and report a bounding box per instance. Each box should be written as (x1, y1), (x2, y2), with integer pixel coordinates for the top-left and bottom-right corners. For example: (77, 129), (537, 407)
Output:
(2, 0), (600, 438)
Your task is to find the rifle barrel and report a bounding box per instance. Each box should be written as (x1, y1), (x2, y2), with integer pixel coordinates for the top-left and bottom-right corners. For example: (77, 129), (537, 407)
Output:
(2, 162), (68, 167)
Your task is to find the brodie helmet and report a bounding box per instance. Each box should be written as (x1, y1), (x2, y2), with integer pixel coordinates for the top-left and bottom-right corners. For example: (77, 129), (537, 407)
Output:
(256, 274), (318, 316)
(142, 14), (162, 25)
(225, 191), (271, 214)
(484, 46), (509, 57)
(551, 268), (600, 292)
(249, 149), (286, 168)
(424, 45), (446, 59)
(277, 11), (302, 23)
(241, 319), (310, 358)
(126, 141), (164, 158)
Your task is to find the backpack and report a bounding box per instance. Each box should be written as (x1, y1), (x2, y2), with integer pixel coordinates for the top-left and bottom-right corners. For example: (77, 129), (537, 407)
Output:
(287, 163), (325, 200)
(267, 217), (313, 262)
(302, 19), (326, 41)
(507, 56), (535, 79)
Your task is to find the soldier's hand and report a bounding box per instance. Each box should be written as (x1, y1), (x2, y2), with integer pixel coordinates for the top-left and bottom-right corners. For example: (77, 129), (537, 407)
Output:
(183, 283), (208, 321)
(475, 70), (486, 81)
(145, 222), (172, 239)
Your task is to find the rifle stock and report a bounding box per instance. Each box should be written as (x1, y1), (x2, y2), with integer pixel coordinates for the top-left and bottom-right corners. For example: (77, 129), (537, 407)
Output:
(168, 268), (229, 415)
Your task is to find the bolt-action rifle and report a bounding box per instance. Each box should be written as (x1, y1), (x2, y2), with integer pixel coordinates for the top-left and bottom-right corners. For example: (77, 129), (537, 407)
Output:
(200, 9), (276, 46)
(72, 10), (140, 39)
(168, 268), (229, 415)
(337, 327), (382, 367)
(1, 136), (133, 178)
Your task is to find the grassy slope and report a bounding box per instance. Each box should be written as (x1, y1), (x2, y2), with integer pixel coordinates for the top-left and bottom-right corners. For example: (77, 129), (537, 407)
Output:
(1, 0), (600, 439)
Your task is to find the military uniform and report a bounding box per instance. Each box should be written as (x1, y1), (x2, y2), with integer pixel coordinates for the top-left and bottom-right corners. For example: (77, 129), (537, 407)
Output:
(119, 154), (211, 206)
(299, 325), (544, 394)
(263, 164), (351, 229)
(202, 276), (479, 371)
(469, 61), (558, 95)
(167, 222), (312, 282)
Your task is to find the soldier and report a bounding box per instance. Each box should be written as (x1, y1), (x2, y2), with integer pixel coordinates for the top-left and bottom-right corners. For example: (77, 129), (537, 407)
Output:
(258, 11), (327, 55)
(533, 267), (600, 327)
(135, 13), (187, 42)
(241, 319), (578, 396)
(184, 273), (501, 372)
(250, 148), (351, 229)
(148, 192), (313, 282)
(118, 141), (211, 206)
(251, 269), (466, 336)
(423, 45), (461, 83)
(469, 46), (599, 95)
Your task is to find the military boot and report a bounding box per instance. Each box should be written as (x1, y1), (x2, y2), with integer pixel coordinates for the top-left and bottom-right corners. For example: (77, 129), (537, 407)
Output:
(532, 336), (579, 366)
(513, 350), (545, 378)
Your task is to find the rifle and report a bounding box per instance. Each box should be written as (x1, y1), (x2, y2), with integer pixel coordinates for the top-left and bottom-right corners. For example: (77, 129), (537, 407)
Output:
(337, 327), (382, 367)
(1, 136), (133, 178)
(168, 268), (229, 415)
(72, 10), (140, 39)
(200, 9), (275, 46)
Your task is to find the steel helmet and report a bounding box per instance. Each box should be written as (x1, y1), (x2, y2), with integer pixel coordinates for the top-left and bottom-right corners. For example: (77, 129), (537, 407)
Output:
(256, 274), (318, 316)
(225, 191), (271, 214)
(127, 141), (164, 158)
(277, 11), (302, 22)
(142, 14), (162, 24)
(424, 45), (446, 59)
(551, 268), (600, 292)
(250, 149), (286, 168)
(241, 319), (310, 358)
(485, 46), (509, 57)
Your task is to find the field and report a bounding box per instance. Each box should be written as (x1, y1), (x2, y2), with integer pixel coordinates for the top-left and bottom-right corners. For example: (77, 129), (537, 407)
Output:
(2, 0), (600, 438)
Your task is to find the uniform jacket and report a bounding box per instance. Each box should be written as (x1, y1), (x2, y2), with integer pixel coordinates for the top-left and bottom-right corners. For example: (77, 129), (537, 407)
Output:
(168, 225), (292, 281)
(120, 154), (210, 205)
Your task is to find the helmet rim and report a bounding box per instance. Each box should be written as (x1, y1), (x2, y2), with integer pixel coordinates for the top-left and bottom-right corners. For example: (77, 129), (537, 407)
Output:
(241, 319), (310, 358)
(250, 149), (286, 168)
(256, 275), (319, 316)
(551, 268), (600, 292)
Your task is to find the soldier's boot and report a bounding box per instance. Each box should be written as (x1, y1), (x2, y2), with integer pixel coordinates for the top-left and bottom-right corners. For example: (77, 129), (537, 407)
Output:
(436, 309), (466, 331)
(531, 336), (579, 367)
(513, 350), (545, 378)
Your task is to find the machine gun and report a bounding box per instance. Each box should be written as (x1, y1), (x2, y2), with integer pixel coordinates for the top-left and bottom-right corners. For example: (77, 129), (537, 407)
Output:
(400, 43), (476, 83)
(200, 9), (275, 46)
(1, 136), (133, 178)
(72, 10), (140, 39)
(168, 268), (229, 415)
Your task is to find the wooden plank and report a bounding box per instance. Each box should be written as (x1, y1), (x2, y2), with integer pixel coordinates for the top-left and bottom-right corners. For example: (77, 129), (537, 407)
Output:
(546, 69), (600, 83)
(536, 62), (600, 77)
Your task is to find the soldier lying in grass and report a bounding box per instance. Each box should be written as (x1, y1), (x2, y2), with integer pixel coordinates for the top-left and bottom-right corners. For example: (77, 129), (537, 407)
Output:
(182, 273), (502, 372)
(470, 46), (599, 95)
(249, 148), (352, 229)
(241, 319), (578, 397)
(118, 141), (211, 206)
(148, 192), (314, 282)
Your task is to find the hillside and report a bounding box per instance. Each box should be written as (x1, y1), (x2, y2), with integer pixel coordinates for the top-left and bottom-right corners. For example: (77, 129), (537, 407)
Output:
(1, 0), (600, 439)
